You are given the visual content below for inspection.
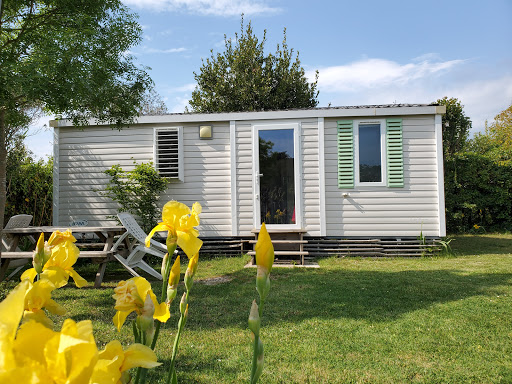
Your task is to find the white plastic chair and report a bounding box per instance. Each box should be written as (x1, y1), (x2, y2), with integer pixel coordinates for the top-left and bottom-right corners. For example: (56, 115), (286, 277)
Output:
(2, 214), (33, 279)
(112, 212), (169, 280)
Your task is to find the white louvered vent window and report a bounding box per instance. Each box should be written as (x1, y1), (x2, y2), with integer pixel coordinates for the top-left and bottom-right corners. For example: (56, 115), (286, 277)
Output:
(154, 127), (183, 180)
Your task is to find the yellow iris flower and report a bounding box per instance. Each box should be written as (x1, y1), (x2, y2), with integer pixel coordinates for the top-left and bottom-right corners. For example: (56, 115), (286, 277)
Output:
(184, 252), (199, 291)
(23, 280), (66, 328)
(255, 223), (274, 274)
(28, 319), (98, 383)
(0, 279), (161, 383)
(169, 255), (181, 289)
(0, 280), (29, 373)
(186, 253), (199, 279)
(21, 240), (87, 288)
(91, 340), (160, 384)
(112, 277), (170, 331)
(47, 229), (77, 247)
(0, 282), (99, 383)
(32, 233), (51, 274)
(145, 201), (203, 258)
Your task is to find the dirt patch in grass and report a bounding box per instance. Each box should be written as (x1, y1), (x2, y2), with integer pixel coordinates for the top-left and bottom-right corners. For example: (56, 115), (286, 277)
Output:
(198, 276), (233, 285)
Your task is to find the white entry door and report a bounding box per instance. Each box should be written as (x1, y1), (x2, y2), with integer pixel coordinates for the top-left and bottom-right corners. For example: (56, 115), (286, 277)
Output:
(253, 123), (301, 229)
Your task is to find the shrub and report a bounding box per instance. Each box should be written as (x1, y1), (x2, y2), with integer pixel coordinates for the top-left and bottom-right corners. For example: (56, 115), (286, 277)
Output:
(99, 161), (168, 232)
(5, 144), (53, 226)
(445, 152), (512, 233)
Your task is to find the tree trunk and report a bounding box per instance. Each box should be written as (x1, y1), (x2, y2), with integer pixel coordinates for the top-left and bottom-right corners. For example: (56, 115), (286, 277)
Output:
(0, 108), (7, 259)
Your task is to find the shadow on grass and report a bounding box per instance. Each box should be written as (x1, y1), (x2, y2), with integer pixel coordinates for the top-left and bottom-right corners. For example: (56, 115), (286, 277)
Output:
(145, 352), (242, 384)
(52, 260), (512, 330)
(186, 268), (512, 329)
(450, 234), (512, 256)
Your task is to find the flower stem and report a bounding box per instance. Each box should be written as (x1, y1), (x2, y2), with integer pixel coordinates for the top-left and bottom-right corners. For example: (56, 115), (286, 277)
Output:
(150, 248), (176, 350)
(133, 320), (140, 343)
(134, 367), (142, 384)
(250, 332), (260, 383)
(250, 298), (264, 383)
(166, 290), (189, 384)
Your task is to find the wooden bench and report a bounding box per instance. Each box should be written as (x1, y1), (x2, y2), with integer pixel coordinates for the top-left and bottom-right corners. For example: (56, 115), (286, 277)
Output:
(0, 250), (116, 287)
(0, 251), (114, 259)
(1, 225), (128, 287)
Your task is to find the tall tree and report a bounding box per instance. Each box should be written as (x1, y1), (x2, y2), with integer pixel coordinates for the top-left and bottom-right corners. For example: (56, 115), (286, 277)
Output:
(189, 16), (319, 113)
(485, 103), (512, 151)
(467, 103), (512, 160)
(138, 88), (168, 116)
(436, 97), (472, 158)
(0, 0), (153, 232)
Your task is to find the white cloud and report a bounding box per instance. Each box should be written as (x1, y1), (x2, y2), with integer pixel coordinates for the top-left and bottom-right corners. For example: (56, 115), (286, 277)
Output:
(310, 58), (465, 93)
(169, 83), (196, 93)
(443, 77), (512, 132)
(141, 46), (187, 54)
(158, 29), (174, 36)
(309, 57), (512, 134)
(123, 0), (282, 16)
(168, 95), (192, 113)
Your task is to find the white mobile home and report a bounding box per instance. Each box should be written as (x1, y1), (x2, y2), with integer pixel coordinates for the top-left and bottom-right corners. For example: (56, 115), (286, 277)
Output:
(52, 104), (446, 243)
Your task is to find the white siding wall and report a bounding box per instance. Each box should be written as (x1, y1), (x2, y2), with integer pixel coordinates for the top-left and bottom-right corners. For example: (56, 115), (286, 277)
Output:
(58, 126), (153, 227)
(324, 116), (441, 237)
(57, 123), (232, 237)
(160, 123), (231, 236)
(301, 120), (321, 235)
(235, 122), (254, 235)
(56, 110), (442, 238)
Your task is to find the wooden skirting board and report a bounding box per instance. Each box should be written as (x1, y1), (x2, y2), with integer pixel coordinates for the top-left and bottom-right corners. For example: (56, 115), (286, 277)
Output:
(191, 235), (444, 261)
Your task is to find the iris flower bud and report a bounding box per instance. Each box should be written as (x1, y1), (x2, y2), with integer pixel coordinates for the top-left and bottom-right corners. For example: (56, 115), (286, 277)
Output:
(248, 300), (260, 337)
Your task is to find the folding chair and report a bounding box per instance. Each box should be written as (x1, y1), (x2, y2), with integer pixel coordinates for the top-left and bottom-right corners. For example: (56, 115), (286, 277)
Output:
(2, 214), (33, 279)
(112, 212), (169, 280)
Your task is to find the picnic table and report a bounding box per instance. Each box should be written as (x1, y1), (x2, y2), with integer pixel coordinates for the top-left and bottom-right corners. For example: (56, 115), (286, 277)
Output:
(0, 226), (129, 287)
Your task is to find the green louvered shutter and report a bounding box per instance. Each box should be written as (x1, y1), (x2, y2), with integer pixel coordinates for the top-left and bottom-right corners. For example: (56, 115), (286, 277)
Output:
(386, 118), (404, 187)
(337, 120), (354, 188)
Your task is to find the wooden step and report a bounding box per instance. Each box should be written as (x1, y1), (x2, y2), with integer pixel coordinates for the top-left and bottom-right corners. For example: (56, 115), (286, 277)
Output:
(249, 239), (308, 244)
(248, 250), (309, 256)
(251, 228), (307, 234)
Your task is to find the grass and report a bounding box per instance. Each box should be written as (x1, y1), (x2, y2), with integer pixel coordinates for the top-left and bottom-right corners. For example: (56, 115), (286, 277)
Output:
(2, 233), (512, 383)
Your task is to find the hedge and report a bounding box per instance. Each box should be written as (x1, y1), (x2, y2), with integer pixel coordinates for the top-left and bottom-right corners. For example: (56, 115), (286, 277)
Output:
(445, 152), (512, 233)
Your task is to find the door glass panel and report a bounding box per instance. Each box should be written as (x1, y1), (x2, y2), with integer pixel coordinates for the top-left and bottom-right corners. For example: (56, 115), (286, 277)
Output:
(359, 124), (382, 182)
(259, 129), (295, 225)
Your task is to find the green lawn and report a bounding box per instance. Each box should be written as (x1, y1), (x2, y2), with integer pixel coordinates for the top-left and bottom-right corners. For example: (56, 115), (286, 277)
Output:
(3, 233), (512, 383)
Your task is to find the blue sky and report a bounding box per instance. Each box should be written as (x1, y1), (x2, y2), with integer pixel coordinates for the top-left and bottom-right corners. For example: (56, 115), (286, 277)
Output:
(27, 0), (512, 158)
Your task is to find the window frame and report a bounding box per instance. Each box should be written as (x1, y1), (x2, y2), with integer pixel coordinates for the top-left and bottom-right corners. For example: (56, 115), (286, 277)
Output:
(354, 119), (387, 187)
(153, 126), (184, 181)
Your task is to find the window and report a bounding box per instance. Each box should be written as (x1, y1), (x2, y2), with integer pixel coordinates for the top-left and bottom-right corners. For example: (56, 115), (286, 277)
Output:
(337, 118), (404, 188)
(356, 122), (385, 185)
(154, 127), (183, 180)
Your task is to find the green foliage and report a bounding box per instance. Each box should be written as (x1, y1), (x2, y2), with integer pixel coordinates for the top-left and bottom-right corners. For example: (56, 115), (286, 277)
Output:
(0, 0), (153, 129)
(436, 97), (472, 158)
(467, 103), (512, 161)
(5, 141), (52, 226)
(486, 103), (512, 150)
(0, 0), (154, 231)
(444, 152), (512, 233)
(189, 16), (319, 113)
(100, 161), (168, 232)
